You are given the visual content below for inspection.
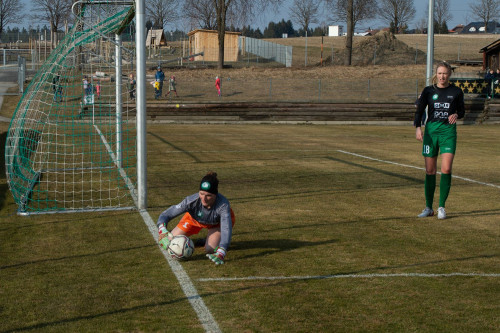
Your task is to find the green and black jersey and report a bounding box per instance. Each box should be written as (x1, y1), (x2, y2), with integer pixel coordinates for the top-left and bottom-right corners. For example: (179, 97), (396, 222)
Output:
(414, 84), (465, 128)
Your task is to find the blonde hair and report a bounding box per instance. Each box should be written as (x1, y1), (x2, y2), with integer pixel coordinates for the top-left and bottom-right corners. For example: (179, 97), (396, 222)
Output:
(431, 61), (453, 86)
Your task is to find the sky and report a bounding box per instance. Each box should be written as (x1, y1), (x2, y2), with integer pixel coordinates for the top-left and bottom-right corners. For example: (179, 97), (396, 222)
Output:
(12, 0), (474, 33)
(255, 0), (474, 32)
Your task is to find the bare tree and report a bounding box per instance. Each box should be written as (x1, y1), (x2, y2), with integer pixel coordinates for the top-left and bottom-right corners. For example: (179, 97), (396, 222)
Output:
(325, 0), (378, 32)
(32, 0), (73, 47)
(213, 0), (282, 69)
(435, 0), (452, 26)
(183, 0), (217, 30)
(146, 0), (179, 30)
(378, 0), (416, 33)
(0, 0), (22, 35)
(470, 0), (500, 32)
(289, 0), (321, 33)
(415, 17), (427, 33)
(345, 0), (353, 65)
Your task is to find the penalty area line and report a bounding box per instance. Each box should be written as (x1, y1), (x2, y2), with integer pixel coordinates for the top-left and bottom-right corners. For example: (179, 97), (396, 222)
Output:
(336, 150), (500, 189)
(198, 272), (500, 282)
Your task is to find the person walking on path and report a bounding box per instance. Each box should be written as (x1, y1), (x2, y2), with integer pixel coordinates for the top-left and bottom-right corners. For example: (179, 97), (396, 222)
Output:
(52, 72), (63, 102)
(165, 75), (178, 98)
(215, 76), (221, 97)
(155, 66), (165, 98)
(128, 73), (136, 100)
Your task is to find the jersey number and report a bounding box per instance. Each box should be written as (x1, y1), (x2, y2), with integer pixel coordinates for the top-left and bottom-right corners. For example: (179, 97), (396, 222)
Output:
(423, 145), (431, 154)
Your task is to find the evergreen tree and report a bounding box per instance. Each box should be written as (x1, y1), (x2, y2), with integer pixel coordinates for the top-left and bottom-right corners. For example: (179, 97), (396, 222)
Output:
(441, 21), (449, 34)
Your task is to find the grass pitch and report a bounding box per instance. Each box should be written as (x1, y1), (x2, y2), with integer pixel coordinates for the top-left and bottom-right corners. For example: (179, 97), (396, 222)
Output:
(1, 122), (499, 332)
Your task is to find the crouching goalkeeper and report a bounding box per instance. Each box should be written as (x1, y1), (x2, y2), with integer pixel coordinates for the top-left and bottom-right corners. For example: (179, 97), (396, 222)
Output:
(157, 172), (235, 265)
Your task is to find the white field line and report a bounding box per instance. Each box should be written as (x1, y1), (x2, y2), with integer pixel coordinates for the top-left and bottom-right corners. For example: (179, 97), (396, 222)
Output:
(95, 125), (221, 333)
(167, 147), (500, 189)
(336, 150), (500, 189)
(192, 148), (499, 284)
(198, 272), (500, 282)
(94, 134), (497, 322)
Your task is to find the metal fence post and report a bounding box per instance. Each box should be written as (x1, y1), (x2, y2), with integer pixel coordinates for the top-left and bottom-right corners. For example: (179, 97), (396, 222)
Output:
(18, 55), (25, 94)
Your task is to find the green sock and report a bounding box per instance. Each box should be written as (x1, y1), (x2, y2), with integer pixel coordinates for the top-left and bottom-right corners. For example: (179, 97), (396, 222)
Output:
(425, 174), (436, 208)
(439, 173), (452, 208)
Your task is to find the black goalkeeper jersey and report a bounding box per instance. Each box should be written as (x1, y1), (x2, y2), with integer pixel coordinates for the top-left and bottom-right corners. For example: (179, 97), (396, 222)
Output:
(414, 84), (465, 127)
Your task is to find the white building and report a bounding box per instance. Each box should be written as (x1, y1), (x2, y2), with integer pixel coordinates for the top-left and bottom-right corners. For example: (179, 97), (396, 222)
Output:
(328, 25), (343, 37)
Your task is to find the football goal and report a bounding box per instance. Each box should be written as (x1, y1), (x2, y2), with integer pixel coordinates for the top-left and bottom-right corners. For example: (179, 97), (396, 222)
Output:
(5, 0), (139, 215)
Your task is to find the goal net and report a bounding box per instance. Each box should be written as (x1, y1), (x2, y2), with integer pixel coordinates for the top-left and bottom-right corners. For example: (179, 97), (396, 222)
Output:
(5, 1), (138, 215)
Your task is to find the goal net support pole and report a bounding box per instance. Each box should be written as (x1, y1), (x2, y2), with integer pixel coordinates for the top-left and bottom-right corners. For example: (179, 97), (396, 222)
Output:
(115, 34), (123, 169)
(136, 0), (147, 210)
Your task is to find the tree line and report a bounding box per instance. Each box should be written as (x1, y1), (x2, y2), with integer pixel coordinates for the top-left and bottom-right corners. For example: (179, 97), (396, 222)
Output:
(1, 0), (500, 68)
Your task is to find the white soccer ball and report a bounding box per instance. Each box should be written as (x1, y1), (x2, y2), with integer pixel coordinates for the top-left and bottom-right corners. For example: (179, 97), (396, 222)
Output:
(167, 235), (195, 260)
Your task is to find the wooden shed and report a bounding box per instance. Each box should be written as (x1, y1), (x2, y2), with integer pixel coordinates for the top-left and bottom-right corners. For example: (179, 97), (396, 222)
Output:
(187, 29), (241, 62)
(480, 39), (500, 70)
(146, 29), (167, 47)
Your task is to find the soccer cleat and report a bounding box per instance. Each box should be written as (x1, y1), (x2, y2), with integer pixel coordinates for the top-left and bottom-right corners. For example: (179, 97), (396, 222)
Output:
(418, 207), (434, 218)
(437, 207), (447, 219)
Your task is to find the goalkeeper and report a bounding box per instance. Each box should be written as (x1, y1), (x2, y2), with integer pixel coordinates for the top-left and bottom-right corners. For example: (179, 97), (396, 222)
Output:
(157, 172), (235, 265)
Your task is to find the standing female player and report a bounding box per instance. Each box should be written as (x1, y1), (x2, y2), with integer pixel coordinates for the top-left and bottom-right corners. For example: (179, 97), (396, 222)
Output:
(157, 172), (235, 264)
(414, 61), (465, 219)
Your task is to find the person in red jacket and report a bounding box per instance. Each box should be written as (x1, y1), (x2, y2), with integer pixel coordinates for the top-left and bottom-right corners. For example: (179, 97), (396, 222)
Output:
(215, 76), (221, 97)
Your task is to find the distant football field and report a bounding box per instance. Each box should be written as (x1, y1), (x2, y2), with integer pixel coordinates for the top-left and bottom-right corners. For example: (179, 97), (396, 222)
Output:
(1, 123), (499, 332)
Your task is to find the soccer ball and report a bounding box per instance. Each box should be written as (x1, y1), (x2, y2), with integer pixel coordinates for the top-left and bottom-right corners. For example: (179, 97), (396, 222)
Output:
(167, 235), (195, 260)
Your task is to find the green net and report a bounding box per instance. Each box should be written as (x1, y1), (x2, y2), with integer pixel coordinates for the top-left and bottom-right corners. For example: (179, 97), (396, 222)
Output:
(5, 1), (138, 214)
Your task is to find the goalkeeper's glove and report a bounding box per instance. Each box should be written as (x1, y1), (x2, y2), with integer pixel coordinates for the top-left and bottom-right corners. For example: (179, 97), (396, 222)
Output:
(207, 247), (226, 265)
(158, 224), (172, 250)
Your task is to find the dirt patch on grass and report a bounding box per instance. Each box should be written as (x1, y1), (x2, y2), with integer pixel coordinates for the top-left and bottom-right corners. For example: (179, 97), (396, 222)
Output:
(351, 31), (427, 66)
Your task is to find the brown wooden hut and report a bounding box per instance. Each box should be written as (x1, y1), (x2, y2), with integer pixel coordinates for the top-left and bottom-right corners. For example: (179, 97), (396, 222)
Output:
(146, 29), (167, 47)
(480, 39), (500, 70)
(187, 29), (241, 62)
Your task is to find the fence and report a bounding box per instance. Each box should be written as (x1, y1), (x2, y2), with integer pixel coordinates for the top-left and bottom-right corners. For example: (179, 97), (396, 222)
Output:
(143, 76), (500, 104)
(0, 49), (36, 68)
(239, 36), (292, 67)
(145, 77), (423, 104)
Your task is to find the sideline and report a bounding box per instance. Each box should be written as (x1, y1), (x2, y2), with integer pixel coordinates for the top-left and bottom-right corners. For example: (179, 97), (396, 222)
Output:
(198, 272), (500, 282)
